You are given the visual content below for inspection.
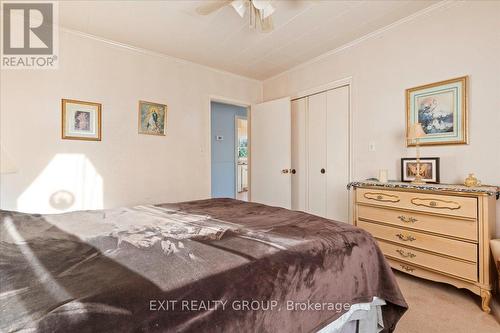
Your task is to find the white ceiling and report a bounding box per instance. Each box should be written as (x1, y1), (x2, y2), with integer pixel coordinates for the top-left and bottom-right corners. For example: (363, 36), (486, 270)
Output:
(59, 0), (439, 80)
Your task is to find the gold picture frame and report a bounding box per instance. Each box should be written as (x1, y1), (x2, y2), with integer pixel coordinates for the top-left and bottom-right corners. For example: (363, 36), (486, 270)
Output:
(406, 76), (468, 146)
(62, 99), (102, 141)
(138, 100), (167, 136)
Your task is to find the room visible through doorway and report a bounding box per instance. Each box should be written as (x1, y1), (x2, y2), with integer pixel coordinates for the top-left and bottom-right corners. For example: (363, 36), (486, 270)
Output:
(210, 101), (249, 201)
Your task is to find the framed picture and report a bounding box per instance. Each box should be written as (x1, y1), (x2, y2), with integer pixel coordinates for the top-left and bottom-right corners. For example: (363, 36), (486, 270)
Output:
(62, 99), (101, 141)
(138, 100), (167, 136)
(401, 157), (440, 183)
(406, 76), (468, 146)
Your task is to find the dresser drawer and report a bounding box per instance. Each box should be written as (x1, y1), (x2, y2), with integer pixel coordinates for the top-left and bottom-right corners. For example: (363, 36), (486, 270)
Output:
(358, 220), (477, 262)
(357, 205), (478, 241)
(378, 240), (477, 281)
(356, 188), (477, 219)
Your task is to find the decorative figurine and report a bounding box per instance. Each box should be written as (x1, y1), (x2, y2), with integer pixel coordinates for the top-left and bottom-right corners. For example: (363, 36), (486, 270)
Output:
(464, 173), (481, 187)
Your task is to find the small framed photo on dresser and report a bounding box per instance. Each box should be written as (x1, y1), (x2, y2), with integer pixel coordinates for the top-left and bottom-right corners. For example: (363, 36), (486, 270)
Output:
(401, 157), (440, 183)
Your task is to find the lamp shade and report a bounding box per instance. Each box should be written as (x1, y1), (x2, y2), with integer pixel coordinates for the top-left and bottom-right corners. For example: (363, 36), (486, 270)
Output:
(0, 146), (17, 174)
(408, 123), (426, 140)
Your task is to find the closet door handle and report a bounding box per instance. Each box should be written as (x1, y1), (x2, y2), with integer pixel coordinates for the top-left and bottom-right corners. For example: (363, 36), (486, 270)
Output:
(320, 168), (326, 174)
(291, 169), (296, 174)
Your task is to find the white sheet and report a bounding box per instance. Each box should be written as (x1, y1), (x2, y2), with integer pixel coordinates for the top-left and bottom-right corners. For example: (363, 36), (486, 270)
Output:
(317, 297), (386, 333)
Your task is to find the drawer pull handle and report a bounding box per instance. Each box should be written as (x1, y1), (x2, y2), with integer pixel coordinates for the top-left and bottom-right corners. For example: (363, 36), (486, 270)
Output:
(397, 215), (417, 223)
(400, 265), (415, 272)
(396, 249), (416, 258)
(363, 192), (400, 203)
(395, 233), (416, 242)
(410, 198), (461, 210)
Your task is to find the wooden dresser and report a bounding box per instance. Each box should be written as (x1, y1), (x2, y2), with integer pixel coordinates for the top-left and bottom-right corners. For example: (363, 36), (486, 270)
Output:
(350, 182), (498, 313)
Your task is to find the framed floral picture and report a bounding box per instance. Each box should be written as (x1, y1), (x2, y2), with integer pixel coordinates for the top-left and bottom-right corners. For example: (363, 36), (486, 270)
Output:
(138, 100), (167, 136)
(62, 99), (102, 141)
(406, 76), (468, 146)
(401, 157), (440, 183)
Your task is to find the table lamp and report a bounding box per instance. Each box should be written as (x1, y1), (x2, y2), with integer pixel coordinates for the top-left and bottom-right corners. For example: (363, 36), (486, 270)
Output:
(407, 123), (426, 184)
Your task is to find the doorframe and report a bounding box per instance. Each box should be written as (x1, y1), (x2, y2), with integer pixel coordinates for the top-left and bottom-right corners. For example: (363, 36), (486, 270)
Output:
(291, 76), (354, 224)
(208, 95), (251, 200)
(234, 115), (248, 200)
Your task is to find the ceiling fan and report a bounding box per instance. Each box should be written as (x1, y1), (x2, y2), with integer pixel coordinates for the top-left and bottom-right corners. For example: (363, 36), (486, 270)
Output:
(196, 0), (275, 32)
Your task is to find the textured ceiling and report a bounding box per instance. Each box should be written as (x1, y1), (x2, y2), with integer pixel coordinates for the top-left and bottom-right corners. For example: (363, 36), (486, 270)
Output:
(59, 0), (440, 80)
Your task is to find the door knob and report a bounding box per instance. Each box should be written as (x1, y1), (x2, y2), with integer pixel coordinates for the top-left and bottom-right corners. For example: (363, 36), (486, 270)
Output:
(281, 169), (289, 174)
(291, 169), (296, 174)
(320, 168), (326, 174)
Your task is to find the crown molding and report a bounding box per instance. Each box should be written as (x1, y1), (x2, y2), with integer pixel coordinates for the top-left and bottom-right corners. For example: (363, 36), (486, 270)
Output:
(264, 0), (456, 83)
(60, 27), (262, 85)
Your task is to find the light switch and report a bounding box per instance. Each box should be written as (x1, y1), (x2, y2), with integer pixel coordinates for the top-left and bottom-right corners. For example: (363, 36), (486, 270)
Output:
(369, 142), (376, 152)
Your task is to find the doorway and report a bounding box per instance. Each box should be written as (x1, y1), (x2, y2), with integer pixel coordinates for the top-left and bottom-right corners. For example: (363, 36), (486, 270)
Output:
(210, 101), (249, 201)
(235, 116), (248, 201)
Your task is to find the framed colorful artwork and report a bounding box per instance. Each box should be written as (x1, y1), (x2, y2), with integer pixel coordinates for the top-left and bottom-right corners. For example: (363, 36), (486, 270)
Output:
(138, 100), (167, 136)
(62, 99), (102, 141)
(401, 157), (440, 183)
(406, 76), (468, 146)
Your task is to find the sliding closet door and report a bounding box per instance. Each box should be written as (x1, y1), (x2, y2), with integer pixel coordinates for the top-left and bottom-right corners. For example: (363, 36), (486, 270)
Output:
(326, 86), (350, 222)
(307, 93), (327, 217)
(291, 98), (307, 211)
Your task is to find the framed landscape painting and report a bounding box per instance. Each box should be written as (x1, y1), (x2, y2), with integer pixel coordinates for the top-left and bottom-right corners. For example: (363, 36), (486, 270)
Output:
(62, 99), (101, 141)
(138, 100), (167, 136)
(406, 76), (468, 146)
(401, 157), (440, 183)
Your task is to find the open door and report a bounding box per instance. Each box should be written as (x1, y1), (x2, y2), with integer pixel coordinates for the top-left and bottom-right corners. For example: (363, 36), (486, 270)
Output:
(250, 97), (291, 208)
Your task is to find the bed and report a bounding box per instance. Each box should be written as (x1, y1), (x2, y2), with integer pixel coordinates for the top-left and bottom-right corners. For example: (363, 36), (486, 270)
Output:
(0, 198), (407, 332)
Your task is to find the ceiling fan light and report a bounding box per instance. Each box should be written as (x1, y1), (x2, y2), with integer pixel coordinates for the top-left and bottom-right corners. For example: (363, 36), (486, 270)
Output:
(260, 5), (274, 19)
(259, 15), (273, 32)
(251, 0), (274, 19)
(231, 0), (247, 18)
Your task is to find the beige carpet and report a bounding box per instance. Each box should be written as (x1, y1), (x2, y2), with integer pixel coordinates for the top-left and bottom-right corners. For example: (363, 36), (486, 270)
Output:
(394, 271), (499, 332)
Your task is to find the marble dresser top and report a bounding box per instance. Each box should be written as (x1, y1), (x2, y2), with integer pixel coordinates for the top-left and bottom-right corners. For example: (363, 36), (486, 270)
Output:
(347, 180), (500, 199)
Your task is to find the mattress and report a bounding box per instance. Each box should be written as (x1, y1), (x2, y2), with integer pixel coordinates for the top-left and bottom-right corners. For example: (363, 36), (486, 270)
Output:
(0, 198), (407, 332)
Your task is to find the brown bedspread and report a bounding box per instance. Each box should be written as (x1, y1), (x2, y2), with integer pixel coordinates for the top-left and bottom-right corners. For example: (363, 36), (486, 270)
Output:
(0, 198), (407, 332)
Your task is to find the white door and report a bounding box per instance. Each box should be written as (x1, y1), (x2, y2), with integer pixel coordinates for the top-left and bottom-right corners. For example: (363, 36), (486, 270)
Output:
(307, 92), (327, 217)
(291, 98), (307, 211)
(250, 97), (292, 208)
(326, 86), (350, 222)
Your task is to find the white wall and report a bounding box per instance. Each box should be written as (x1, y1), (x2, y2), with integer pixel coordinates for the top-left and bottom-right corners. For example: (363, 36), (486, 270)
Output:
(1, 1), (498, 229)
(0, 29), (262, 213)
(263, 1), (500, 235)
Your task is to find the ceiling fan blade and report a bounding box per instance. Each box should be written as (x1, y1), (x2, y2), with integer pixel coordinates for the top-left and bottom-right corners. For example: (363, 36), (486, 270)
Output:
(196, 0), (233, 15)
(231, 0), (248, 18)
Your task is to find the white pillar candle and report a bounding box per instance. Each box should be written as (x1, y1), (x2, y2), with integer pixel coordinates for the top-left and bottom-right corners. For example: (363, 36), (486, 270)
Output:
(379, 169), (388, 183)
